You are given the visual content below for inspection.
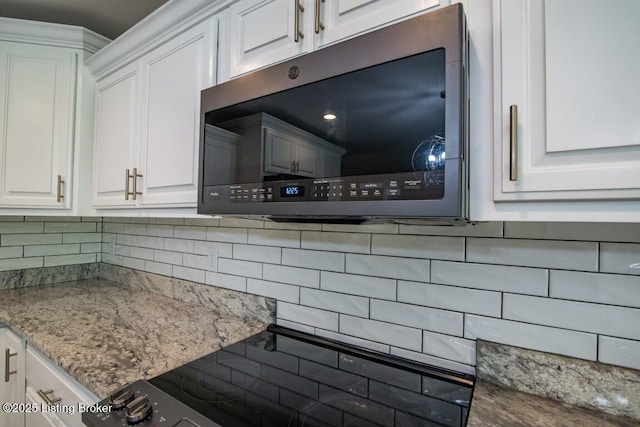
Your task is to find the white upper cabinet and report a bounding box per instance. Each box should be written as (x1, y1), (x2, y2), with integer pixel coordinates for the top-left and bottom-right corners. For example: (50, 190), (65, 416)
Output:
(0, 42), (75, 208)
(221, 0), (446, 80)
(494, 0), (640, 202)
(90, 18), (217, 209)
(92, 63), (140, 207)
(0, 18), (108, 214)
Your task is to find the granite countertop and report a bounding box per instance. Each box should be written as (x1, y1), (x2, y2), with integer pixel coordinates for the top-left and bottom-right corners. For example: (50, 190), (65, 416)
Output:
(468, 381), (639, 427)
(0, 278), (269, 398)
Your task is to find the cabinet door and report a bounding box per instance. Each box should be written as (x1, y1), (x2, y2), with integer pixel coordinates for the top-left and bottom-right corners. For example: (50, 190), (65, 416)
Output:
(0, 42), (75, 208)
(0, 328), (26, 427)
(92, 63), (140, 207)
(226, 0), (312, 78)
(315, 0), (442, 48)
(25, 387), (60, 427)
(495, 0), (640, 201)
(294, 139), (318, 177)
(264, 127), (296, 175)
(138, 20), (216, 207)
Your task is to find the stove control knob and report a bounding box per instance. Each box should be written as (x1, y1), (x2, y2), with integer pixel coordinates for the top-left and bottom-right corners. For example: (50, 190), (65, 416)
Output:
(125, 395), (153, 424)
(108, 384), (135, 410)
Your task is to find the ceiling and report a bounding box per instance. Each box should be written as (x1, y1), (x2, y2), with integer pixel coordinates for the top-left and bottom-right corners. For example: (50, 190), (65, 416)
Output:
(0, 0), (169, 40)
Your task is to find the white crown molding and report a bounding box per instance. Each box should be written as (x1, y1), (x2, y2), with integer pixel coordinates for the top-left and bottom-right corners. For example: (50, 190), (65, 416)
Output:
(0, 17), (110, 55)
(85, 0), (234, 81)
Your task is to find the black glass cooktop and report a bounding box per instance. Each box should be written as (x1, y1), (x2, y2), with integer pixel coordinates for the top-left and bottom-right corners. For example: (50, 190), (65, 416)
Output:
(148, 325), (474, 427)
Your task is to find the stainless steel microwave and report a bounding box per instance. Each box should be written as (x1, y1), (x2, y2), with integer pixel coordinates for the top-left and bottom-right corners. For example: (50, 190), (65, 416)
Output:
(198, 4), (468, 224)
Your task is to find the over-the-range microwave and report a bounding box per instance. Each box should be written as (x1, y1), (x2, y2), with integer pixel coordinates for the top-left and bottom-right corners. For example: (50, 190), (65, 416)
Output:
(198, 4), (468, 225)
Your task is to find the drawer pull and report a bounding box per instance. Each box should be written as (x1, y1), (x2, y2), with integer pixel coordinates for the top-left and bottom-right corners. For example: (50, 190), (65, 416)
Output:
(294, 0), (305, 42)
(57, 175), (65, 203)
(315, 0), (325, 33)
(37, 389), (62, 405)
(509, 104), (518, 181)
(4, 348), (17, 382)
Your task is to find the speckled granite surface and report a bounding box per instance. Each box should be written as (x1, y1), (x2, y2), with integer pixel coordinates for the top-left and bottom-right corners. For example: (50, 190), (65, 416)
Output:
(468, 381), (639, 427)
(0, 279), (271, 398)
(475, 340), (640, 420)
(468, 340), (640, 426)
(0, 263), (99, 290)
(99, 264), (275, 325)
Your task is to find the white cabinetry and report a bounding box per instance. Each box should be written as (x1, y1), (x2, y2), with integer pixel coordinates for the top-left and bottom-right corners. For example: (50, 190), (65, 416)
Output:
(221, 0), (445, 80)
(0, 18), (108, 214)
(91, 19), (217, 209)
(486, 0), (640, 220)
(0, 327), (25, 427)
(25, 346), (98, 427)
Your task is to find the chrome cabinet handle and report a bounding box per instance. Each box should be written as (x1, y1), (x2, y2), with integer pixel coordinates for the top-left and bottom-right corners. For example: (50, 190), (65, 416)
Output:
(125, 169), (131, 200)
(509, 104), (518, 181)
(4, 348), (17, 382)
(315, 0), (325, 33)
(294, 0), (305, 42)
(37, 389), (62, 405)
(56, 175), (65, 203)
(132, 168), (143, 200)
(125, 168), (143, 200)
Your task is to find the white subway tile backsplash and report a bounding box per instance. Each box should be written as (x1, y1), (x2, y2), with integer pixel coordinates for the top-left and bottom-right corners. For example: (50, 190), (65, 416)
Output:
(194, 241), (233, 258)
(145, 261), (172, 276)
(598, 336), (640, 371)
(390, 347), (475, 376)
(184, 218), (220, 227)
(123, 256), (145, 270)
(600, 243), (640, 275)
(0, 257), (43, 271)
(103, 223), (125, 234)
(248, 229), (301, 248)
(173, 265), (205, 283)
(154, 250), (183, 266)
(505, 222), (640, 243)
(45, 222), (96, 233)
(247, 278), (299, 303)
(371, 234), (464, 261)
(0, 246), (23, 259)
(320, 271), (395, 300)
(218, 217), (264, 228)
(300, 288), (368, 317)
(422, 331), (476, 365)
(123, 224), (147, 235)
(102, 254), (122, 266)
(183, 253), (209, 270)
(62, 233), (102, 244)
(467, 238), (598, 271)
(24, 244), (79, 257)
(44, 253), (96, 267)
(431, 261), (548, 296)
(370, 300), (463, 336)
(399, 222), (503, 238)
(550, 270), (640, 308)
(283, 248), (345, 272)
(174, 226), (207, 240)
(346, 254), (429, 282)
(339, 315), (422, 352)
(2, 233), (62, 246)
(130, 247), (154, 261)
(503, 294), (640, 340)
(81, 243), (102, 254)
(114, 245), (130, 257)
(278, 302), (339, 330)
(263, 264), (319, 288)
(137, 236), (165, 250)
(164, 238), (195, 253)
(316, 329), (390, 353)
(233, 244), (281, 264)
(116, 234), (138, 246)
(218, 258), (262, 279)
(146, 224), (174, 238)
(398, 281), (502, 317)
(0, 222), (44, 234)
(205, 271), (247, 292)
(302, 231), (370, 254)
(465, 315), (597, 360)
(206, 227), (248, 243)
(153, 218), (184, 225)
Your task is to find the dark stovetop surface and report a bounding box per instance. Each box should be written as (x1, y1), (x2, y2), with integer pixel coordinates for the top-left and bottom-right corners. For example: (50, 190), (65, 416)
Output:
(149, 325), (474, 427)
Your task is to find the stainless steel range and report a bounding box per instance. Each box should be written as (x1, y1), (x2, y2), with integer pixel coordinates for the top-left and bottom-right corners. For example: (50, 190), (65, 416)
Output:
(82, 325), (474, 426)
